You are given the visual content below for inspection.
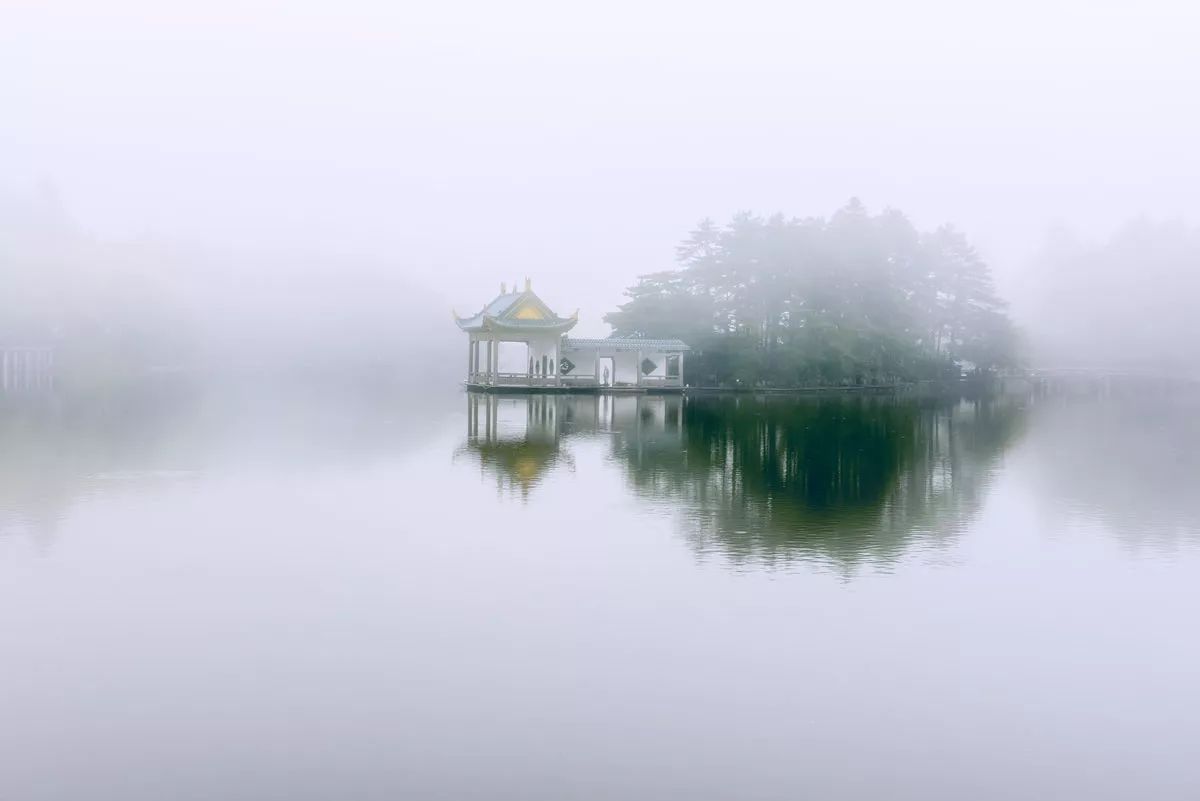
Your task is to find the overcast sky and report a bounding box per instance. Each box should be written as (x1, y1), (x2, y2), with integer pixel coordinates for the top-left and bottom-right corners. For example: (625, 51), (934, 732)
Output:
(4, 0), (1198, 335)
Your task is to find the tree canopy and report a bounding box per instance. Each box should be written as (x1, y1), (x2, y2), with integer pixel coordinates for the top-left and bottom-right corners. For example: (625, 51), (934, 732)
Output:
(605, 200), (1018, 387)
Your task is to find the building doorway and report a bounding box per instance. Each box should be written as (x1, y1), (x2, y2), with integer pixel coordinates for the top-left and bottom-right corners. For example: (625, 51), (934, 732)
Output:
(598, 356), (615, 387)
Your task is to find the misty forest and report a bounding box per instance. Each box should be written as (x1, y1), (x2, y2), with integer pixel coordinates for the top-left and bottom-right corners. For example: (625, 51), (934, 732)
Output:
(606, 200), (1017, 387)
(13, 189), (1199, 392)
(0, 188), (455, 396)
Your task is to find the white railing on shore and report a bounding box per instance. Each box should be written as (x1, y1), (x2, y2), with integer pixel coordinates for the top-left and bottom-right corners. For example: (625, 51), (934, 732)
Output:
(640, 375), (683, 387)
(469, 372), (561, 387)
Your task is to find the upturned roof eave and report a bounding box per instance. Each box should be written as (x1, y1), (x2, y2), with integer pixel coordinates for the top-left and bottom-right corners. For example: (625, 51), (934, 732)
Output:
(482, 317), (579, 334)
(455, 286), (576, 331)
(456, 315), (579, 334)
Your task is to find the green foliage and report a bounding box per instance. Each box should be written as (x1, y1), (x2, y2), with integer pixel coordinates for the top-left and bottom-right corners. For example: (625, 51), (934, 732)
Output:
(605, 201), (1018, 386)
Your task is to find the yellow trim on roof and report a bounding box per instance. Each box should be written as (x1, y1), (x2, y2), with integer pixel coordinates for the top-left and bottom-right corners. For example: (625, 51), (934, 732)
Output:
(512, 303), (547, 320)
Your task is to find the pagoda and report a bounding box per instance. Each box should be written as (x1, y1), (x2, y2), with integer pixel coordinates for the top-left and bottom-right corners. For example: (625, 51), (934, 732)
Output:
(455, 279), (688, 392)
(455, 278), (579, 388)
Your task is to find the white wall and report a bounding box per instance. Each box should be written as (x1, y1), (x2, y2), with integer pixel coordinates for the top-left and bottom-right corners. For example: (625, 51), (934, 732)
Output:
(560, 348), (597, 380)
(615, 349), (674, 384)
(559, 346), (681, 384)
(613, 351), (639, 385)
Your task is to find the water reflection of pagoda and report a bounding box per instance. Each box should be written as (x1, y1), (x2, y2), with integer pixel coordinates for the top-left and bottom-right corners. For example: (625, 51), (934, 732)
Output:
(459, 393), (684, 497)
(465, 392), (684, 440)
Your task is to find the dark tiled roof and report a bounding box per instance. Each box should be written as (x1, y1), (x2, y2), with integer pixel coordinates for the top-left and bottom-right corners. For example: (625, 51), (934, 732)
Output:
(484, 291), (523, 317)
(564, 337), (690, 352)
(455, 292), (521, 330)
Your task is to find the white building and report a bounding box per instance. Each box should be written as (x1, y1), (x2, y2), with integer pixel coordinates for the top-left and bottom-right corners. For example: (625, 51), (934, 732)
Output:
(454, 280), (689, 392)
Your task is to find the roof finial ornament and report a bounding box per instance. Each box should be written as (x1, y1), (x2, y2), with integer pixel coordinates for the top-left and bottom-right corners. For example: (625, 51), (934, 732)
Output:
(525, 276), (531, 291)
(501, 281), (507, 294)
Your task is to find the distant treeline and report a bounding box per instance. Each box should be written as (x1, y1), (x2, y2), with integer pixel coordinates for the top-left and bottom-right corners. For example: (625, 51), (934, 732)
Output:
(0, 187), (197, 393)
(0, 187), (458, 394)
(1024, 219), (1200, 373)
(605, 200), (1018, 387)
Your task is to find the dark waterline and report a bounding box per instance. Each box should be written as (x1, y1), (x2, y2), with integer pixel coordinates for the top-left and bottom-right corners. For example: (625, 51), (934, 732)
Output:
(1, 387), (1198, 800)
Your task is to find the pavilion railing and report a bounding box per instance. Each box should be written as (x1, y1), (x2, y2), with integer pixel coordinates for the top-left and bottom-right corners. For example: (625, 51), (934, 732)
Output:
(467, 372), (682, 388)
(482, 373), (562, 387)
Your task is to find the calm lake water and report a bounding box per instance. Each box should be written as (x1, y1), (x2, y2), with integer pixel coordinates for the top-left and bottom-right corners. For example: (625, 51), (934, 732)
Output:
(2, 386), (1199, 801)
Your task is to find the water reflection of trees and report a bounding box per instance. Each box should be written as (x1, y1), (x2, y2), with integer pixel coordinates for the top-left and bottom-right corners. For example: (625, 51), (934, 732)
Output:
(623, 396), (1023, 570)
(460, 392), (1026, 570)
(0, 386), (201, 549)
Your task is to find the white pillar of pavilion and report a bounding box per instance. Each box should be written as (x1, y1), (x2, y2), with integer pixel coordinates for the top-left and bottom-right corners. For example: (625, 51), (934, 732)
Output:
(486, 337), (493, 385)
(467, 335), (474, 383)
(490, 334), (498, 385)
(554, 338), (561, 387)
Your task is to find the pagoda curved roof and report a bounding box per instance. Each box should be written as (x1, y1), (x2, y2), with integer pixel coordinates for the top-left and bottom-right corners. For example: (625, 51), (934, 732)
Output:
(455, 286), (577, 333)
